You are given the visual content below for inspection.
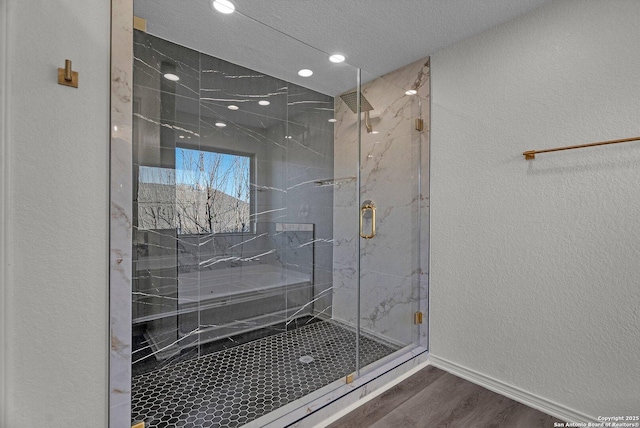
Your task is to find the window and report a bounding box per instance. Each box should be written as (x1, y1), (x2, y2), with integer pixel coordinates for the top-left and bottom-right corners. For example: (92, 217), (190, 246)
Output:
(136, 148), (252, 234)
(175, 147), (252, 234)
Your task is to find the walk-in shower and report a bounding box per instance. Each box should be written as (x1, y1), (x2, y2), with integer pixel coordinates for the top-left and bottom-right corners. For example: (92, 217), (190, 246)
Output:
(109, 1), (430, 426)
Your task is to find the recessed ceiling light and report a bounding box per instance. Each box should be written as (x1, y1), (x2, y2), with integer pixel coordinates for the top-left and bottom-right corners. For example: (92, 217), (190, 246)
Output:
(215, 122), (227, 128)
(298, 69), (313, 77)
(258, 100), (270, 106)
(228, 105), (239, 110)
(328, 118), (337, 123)
(371, 131), (380, 134)
(329, 54), (346, 63)
(212, 0), (235, 14)
(179, 135), (185, 139)
(405, 89), (417, 95)
(163, 73), (180, 81)
(285, 135), (292, 139)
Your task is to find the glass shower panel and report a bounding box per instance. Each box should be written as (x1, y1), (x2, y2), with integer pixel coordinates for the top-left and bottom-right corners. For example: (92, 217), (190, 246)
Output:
(283, 83), (337, 322)
(132, 31), (201, 367)
(194, 54), (295, 350)
(357, 67), (425, 371)
(129, 13), (430, 428)
(129, 2), (379, 422)
(128, 2), (429, 426)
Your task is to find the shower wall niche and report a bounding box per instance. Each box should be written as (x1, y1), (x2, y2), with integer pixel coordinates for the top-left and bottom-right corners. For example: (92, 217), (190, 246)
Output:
(132, 31), (336, 366)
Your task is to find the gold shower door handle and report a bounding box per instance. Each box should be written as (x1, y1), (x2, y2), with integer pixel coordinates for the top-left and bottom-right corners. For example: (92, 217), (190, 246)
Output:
(359, 200), (376, 239)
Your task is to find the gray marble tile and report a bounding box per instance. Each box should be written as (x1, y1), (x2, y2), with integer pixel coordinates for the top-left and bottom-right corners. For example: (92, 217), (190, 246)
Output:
(133, 85), (200, 130)
(133, 30), (200, 100)
(200, 54), (289, 127)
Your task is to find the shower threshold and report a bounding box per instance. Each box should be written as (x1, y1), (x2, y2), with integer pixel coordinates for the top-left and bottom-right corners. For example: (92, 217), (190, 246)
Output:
(131, 320), (398, 427)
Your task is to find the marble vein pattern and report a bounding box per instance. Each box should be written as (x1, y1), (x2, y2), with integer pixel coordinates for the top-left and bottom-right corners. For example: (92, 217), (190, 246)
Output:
(127, 29), (340, 419)
(333, 57), (430, 348)
(112, 7), (430, 422)
(110, 0), (134, 427)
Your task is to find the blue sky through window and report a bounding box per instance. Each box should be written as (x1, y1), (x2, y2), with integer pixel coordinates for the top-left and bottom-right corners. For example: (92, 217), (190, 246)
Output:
(174, 147), (250, 202)
(139, 148), (250, 203)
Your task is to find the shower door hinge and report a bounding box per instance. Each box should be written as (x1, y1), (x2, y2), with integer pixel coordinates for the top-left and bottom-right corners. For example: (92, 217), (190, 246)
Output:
(414, 311), (424, 324)
(132, 422), (145, 428)
(415, 118), (424, 132)
(345, 373), (355, 384)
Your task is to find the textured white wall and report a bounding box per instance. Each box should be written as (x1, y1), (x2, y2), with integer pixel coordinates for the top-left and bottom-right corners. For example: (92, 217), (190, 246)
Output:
(430, 0), (640, 418)
(3, 0), (110, 426)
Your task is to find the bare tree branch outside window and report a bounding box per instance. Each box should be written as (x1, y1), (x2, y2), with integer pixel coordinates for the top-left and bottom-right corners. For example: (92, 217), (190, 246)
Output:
(138, 148), (251, 234)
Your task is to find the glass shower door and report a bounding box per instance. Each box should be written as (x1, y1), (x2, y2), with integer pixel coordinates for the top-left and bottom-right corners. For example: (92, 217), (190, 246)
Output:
(333, 66), (426, 376)
(362, 67), (424, 367)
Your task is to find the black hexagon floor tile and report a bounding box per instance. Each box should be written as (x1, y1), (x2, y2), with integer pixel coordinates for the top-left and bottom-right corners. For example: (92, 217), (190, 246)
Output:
(132, 321), (396, 427)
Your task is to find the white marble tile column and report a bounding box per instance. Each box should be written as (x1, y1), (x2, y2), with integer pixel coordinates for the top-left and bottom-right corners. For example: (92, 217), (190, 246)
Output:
(110, 0), (133, 426)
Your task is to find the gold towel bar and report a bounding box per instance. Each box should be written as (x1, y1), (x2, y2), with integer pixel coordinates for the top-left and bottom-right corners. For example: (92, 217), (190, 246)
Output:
(523, 136), (640, 160)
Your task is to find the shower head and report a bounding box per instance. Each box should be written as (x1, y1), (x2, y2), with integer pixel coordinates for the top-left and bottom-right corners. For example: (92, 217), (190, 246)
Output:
(339, 90), (375, 133)
(339, 90), (374, 113)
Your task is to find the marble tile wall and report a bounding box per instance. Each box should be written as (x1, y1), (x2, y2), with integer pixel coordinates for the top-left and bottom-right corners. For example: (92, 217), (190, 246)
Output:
(112, 5), (429, 424)
(130, 30), (336, 364)
(175, 224), (314, 276)
(332, 58), (430, 349)
(266, 84), (336, 316)
(109, 0), (134, 426)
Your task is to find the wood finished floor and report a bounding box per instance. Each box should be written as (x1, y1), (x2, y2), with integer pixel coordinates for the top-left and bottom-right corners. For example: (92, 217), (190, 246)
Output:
(327, 366), (562, 428)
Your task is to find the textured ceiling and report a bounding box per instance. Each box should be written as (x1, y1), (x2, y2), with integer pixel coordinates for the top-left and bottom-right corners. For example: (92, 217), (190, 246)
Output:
(135, 0), (551, 95)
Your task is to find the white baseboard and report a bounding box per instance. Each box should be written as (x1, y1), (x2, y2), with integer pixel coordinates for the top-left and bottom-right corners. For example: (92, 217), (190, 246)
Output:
(428, 354), (597, 424)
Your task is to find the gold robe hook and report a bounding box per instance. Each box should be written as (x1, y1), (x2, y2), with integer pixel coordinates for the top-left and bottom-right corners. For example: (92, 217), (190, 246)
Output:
(58, 59), (78, 88)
